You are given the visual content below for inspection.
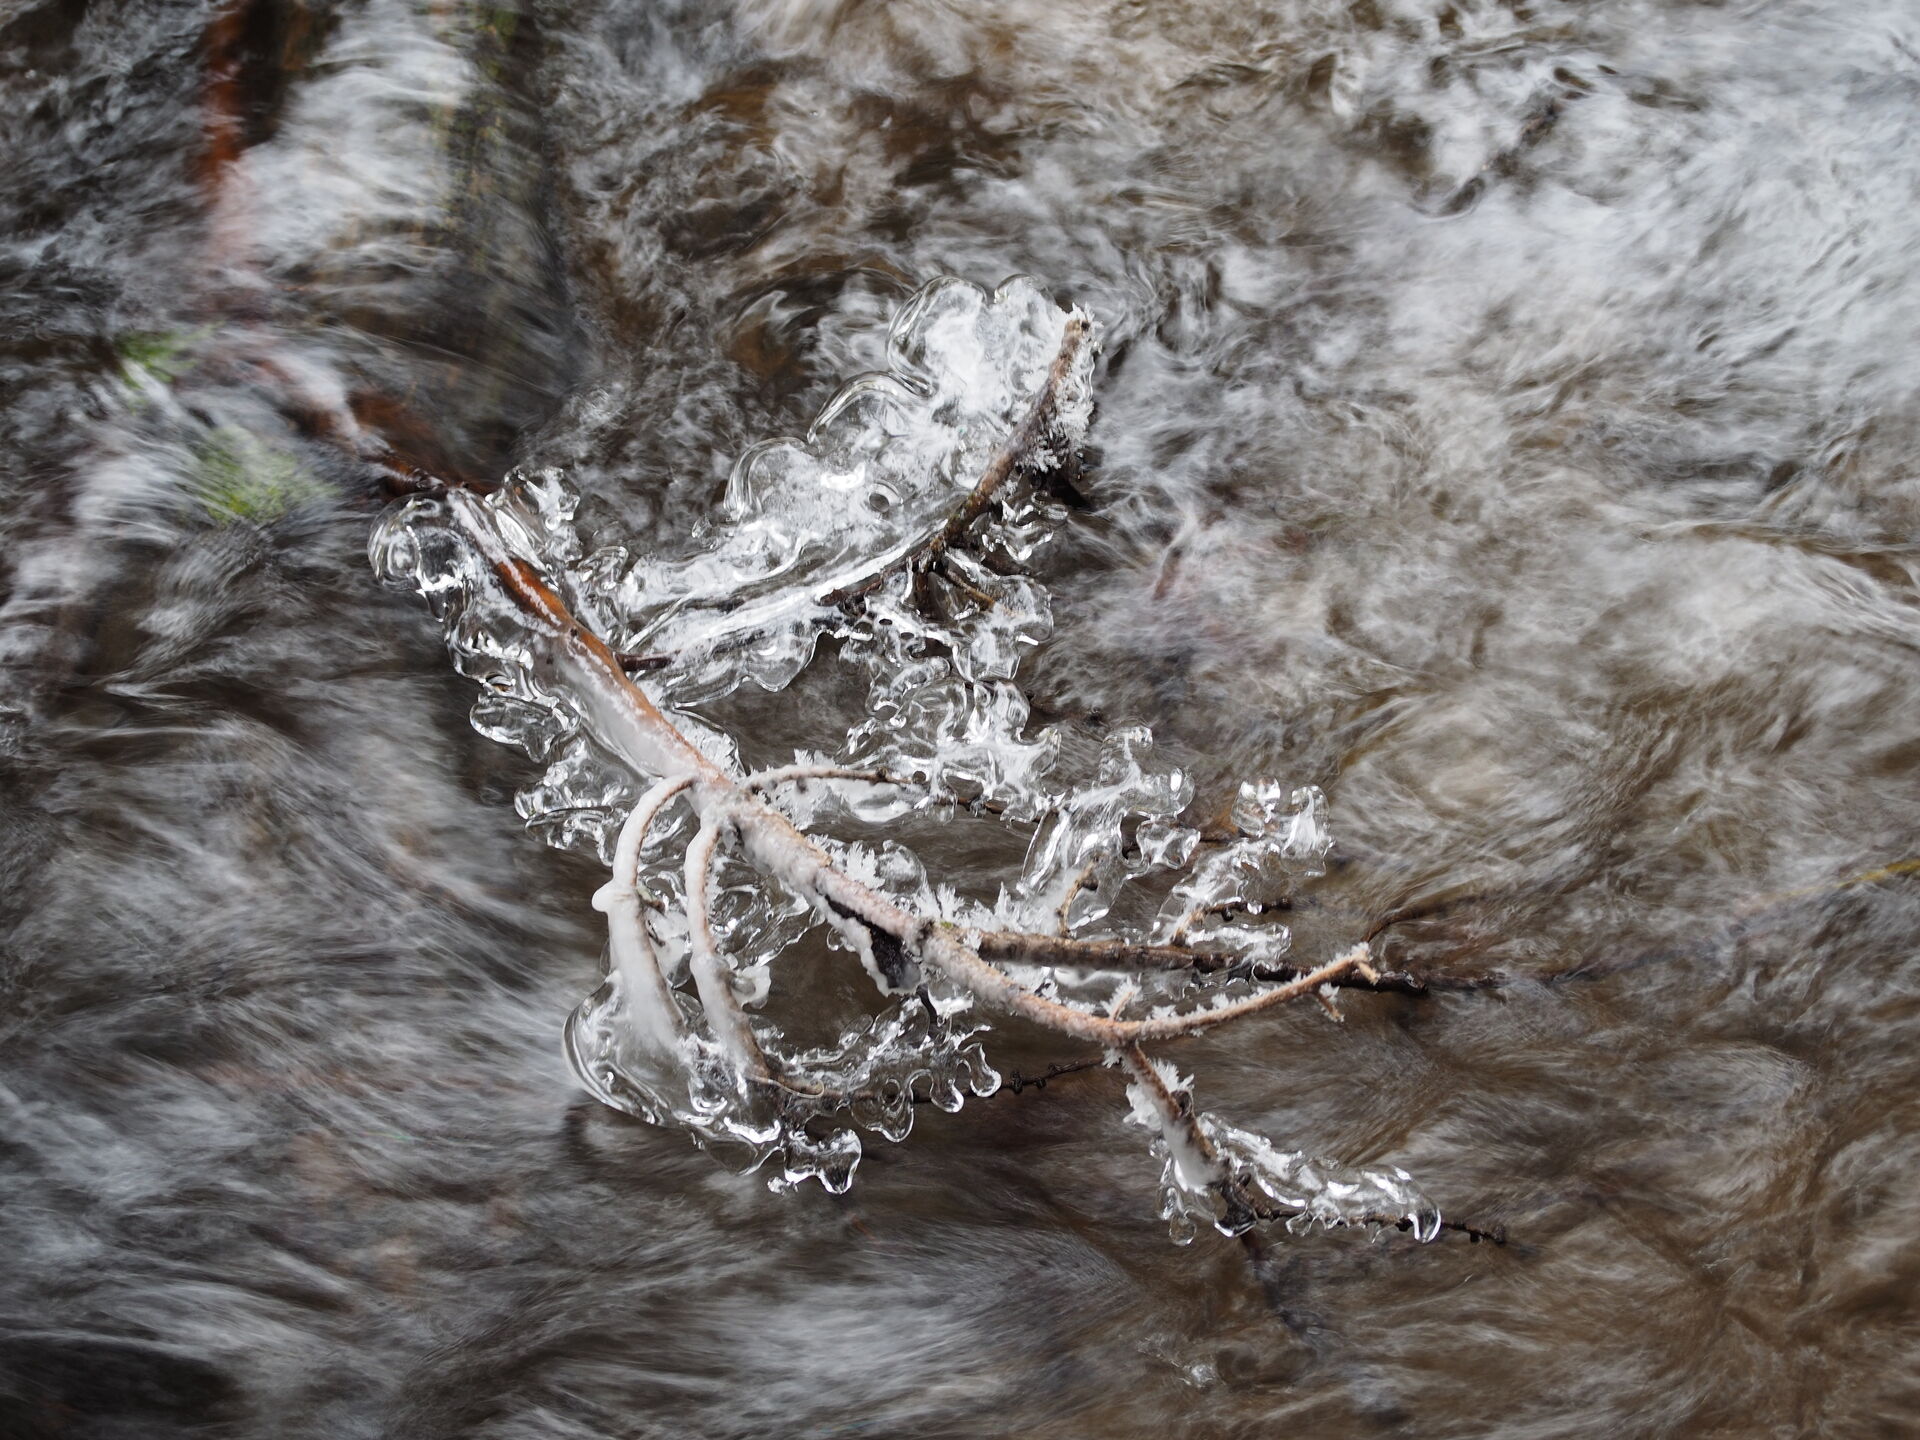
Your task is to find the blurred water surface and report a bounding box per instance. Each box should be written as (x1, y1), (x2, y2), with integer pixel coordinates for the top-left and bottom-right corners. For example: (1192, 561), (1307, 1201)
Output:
(5, 1), (1920, 1435)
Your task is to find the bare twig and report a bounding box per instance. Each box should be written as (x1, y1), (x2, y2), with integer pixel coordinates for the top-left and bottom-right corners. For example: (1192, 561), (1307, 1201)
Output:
(997, 1057), (1106, 1094)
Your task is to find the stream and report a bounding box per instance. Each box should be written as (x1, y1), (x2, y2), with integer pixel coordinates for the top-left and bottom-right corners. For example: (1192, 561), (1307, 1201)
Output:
(5, 1), (1920, 1436)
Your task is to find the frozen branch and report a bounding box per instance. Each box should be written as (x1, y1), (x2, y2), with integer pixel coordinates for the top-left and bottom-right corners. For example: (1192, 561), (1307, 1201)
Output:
(683, 816), (774, 1082)
(590, 775), (694, 1054)
(355, 282), (1482, 1261)
(433, 468), (1376, 1043)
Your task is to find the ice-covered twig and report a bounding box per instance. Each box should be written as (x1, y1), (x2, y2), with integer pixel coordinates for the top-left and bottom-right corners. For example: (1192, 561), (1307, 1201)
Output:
(973, 931), (1426, 994)
(924, 314), (1092, 551)
(590, 775), (694, 1053)
(1056, 860), (1099, 935)
(1116, 1041), (1229, 1190)
(684, 817), (774, 1081)
(821, 313), (1092, 609)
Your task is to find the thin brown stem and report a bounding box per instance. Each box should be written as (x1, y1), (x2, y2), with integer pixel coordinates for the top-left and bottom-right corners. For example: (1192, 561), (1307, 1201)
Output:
(994, 1057), (1106, 1095)
(931, 557), (1002, 610)
(1056, 861), (1099, 936)
(932, 315), (1091, 551)
(911, 939), (1368, 1047)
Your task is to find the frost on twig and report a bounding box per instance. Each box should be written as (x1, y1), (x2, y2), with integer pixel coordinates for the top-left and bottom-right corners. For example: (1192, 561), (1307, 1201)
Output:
(370, 275), (1467, 1249)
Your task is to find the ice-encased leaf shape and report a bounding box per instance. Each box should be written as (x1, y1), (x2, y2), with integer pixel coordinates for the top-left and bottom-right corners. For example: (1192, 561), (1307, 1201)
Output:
(610, 275), (1093, 702)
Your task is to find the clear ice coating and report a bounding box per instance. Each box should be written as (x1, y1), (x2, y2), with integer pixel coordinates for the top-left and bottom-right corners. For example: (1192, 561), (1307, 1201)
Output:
(604, 274), (1095, 706)
(1124, 1058), (1442, 1246)
(372, 274), (1434, 1237)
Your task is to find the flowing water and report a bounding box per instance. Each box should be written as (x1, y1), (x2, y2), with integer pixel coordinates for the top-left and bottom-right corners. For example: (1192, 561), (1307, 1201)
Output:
(6, 1), (1920, 1435)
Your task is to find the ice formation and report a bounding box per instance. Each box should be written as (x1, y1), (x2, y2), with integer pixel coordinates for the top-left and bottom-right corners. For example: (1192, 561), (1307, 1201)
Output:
(1123, 1055), (1440, 1246)
(371, 274), (1438, 1241)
